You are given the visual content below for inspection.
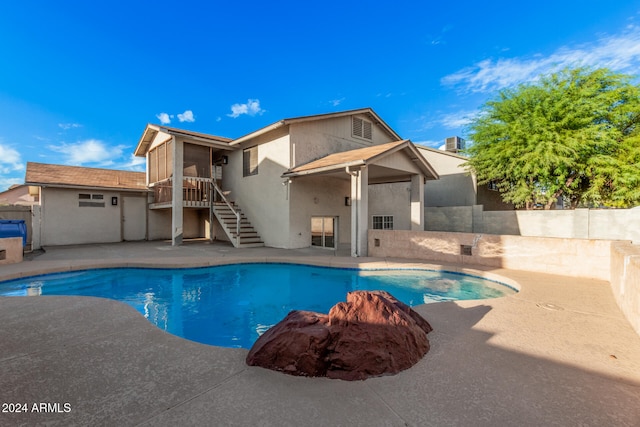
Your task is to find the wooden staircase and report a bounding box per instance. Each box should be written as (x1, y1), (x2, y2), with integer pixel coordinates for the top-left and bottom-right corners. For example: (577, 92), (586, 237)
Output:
(210, 183), (264, 248)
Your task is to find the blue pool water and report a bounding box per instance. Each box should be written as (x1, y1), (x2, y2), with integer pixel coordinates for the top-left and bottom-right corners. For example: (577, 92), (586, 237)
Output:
(0, 263), (516, 349)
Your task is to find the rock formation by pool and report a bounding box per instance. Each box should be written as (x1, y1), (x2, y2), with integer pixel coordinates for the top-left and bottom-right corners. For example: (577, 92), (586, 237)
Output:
(245, 290), (433, 380)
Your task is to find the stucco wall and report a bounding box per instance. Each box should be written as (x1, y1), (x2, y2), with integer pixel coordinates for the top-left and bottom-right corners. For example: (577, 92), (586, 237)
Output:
(147, 208), (206, 240)
(0, 237), (23, 265)
(288, 175), (351, 248)
(368, 229), (612, 281)
(610, 241), (640, 336)
(224, 132), (292, 248)
(291, 115), (396, 167)
(41, 188), (123, 246)
(417, 147), (476, 207)
(368, 182), (412, 230)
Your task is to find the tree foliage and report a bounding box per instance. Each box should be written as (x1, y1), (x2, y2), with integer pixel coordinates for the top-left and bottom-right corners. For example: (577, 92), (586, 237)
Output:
(465, 67), (640, 209)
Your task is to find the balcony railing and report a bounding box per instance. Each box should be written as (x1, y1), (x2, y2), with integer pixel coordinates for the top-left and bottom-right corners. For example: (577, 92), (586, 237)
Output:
(150, 177), (213, 207)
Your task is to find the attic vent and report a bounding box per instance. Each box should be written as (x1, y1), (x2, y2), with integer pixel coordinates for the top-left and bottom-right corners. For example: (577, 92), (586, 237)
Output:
(352, 117), (373, 141)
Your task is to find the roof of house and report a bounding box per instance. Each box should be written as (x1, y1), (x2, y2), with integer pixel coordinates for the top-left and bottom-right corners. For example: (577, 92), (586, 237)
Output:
(25, 162), (147, 191)
(282, 140), (439, 180)
(231, 107), (402, 145)
(134, 124), (233, 157)
(0, 184), (36, 206)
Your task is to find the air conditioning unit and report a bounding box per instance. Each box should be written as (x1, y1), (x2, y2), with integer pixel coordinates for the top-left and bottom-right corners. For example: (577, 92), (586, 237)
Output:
(445, 136), (465, 153)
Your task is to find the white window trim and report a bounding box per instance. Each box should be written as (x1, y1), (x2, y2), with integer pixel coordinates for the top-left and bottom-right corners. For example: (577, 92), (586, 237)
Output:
(372, 215), (394, 230)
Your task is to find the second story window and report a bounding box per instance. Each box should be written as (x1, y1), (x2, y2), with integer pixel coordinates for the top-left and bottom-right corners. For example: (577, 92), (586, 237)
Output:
(243, 146), (258, 177)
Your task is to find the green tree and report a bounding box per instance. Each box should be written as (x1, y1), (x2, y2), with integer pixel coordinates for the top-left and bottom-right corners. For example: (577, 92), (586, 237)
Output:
(464, 67), (640, 209)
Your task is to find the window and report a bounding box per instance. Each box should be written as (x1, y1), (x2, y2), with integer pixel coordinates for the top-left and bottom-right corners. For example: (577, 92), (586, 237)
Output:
(149, 139), (172, 183)
(352, 117), (373, 141)
(372, 215), (393, 230)
(488, 181), (499, 191)
(79, 193), (105, 207)
(243, 146), (258, 177)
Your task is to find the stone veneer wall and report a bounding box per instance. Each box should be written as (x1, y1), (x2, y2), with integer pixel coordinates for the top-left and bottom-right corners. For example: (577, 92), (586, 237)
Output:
(610, 242), (640, 336)
(0, 237), (23, 265)
(368, 230), (612, 281)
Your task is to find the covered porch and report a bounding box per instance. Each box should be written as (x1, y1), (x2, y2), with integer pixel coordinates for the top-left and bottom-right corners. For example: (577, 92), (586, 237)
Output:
(282, 140), (439, 257)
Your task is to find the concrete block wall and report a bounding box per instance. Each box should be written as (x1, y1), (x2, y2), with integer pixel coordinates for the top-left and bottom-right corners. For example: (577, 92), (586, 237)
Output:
(610, 242), (640, 336)
(0, 237), (23, 265)
(368, 230), (612, 281)
(425, 206), (640, 244)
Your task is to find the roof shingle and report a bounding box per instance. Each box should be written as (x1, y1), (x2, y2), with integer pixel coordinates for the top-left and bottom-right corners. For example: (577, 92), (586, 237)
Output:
(25, 162), (147, 191)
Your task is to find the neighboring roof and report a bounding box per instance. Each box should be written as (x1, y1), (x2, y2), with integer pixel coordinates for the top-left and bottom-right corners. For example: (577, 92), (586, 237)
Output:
(25, 162), (147, 191)
(0, 184), (36, 206)
(134, 124), (232, 157)
(231, 107), (402, 145)
(416, 144), (468, 160)
(282, 140), (439, 180)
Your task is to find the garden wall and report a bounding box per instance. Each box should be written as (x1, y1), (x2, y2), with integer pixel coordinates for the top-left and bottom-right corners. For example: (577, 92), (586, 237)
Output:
(369, 230), (640, 336)
(425, 206), (640, 244)
(610, 241), (640, 336)
(368, 230), (612, 281)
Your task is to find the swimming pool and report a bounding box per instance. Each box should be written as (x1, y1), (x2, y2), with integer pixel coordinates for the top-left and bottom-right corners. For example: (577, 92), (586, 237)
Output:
(0, 263), (516, 349)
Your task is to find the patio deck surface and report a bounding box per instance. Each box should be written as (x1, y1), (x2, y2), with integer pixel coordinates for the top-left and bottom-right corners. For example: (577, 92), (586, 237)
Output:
(1, 241), (639, 426)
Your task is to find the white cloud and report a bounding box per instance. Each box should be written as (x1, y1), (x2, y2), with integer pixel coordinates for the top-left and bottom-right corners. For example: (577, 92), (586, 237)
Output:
(0, 143), (24, 177)
(0, 144), (22, 166)
(330, 97), (345, 106)
(0, 176), (22, 190)
(58, 123), (82, 130)
(49, 139), (126, 166)
(227, 99), (265, 118)
(120, 154), (146, 172)
(177, 110), (195, 123)
(442, 26), (640, 93)
(439, 110), (478, 129)
(156, 112), (172, 125)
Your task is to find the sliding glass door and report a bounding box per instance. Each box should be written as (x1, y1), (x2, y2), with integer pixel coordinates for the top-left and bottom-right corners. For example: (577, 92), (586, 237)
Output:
(311, 216), (336, 249)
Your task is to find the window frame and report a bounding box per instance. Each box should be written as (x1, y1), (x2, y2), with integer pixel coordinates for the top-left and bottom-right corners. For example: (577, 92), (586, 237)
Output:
(243, 146), (259, 177)
(372, 215), (393, 230)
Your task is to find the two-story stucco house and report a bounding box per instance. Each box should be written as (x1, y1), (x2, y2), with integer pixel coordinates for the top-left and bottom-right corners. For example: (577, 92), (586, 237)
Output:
(133, 108), (438, 256)
(25, 108), (439, 256)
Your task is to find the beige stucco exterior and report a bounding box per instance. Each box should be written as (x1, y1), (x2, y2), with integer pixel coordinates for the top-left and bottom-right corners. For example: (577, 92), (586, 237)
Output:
(26, 109), (437, 253)
(221, 112), (429, 251)
(418, 146), (513, 210)
(38, 187), (148, 246)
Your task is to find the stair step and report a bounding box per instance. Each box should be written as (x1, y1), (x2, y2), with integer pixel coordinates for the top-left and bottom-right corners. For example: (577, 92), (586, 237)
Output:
(211, 199), (263, 248)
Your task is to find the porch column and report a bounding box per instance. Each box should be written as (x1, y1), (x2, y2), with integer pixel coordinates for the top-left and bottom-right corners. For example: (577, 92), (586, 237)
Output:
(410, 174), (424, 230)
(350, 166), (368, 257)
(171, 136), (184, 246)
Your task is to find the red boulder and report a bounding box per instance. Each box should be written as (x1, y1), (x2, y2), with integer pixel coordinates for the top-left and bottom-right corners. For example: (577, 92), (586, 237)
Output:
(246, 291), (432, 380)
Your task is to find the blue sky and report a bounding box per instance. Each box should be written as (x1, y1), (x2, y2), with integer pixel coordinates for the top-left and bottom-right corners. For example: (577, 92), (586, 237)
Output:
(1, 1), (640, 191)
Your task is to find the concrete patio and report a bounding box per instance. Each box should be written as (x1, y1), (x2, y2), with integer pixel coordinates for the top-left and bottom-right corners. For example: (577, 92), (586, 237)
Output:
(1, 241), (639, 426)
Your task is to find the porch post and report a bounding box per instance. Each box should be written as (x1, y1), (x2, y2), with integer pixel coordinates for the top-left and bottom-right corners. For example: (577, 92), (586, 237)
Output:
(350, 166), (369, 257)
(410, 174), (424, 230)
(171, 136), (184, 246)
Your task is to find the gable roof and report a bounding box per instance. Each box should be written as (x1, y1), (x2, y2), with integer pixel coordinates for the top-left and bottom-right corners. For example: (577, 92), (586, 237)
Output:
(282, 140), (439, 180)
(134, 124), (232, 157)
(231, 107), (402, 145)
(25, 162), (147, 191)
